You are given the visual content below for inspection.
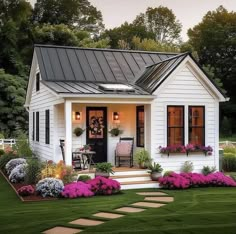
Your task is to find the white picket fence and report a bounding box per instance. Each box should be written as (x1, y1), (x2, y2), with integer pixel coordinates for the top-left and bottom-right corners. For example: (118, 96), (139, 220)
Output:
(219, 141), (236, 147)
(0, 139), (16, 150)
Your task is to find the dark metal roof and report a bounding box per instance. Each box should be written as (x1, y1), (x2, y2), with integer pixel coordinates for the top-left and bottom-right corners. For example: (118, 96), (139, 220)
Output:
(35, 44), (177, 84)
(42, 81), (151, 96)
(135, 53), (189, 93)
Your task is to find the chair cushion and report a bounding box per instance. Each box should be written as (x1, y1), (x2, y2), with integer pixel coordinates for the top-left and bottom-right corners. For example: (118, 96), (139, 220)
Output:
(116, 142), (132, 156)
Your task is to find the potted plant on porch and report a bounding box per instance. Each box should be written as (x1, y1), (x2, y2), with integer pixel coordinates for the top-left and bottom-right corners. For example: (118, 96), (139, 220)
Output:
(134, 149), (151, 169)
(73, 127), (85, 137)
(95, 162), (114, 178)
(147, 162), (163, 181)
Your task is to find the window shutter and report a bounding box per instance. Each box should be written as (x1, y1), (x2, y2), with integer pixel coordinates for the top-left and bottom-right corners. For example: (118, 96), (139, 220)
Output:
(36, 112), (39, 142)
(45, 110), (50, 144)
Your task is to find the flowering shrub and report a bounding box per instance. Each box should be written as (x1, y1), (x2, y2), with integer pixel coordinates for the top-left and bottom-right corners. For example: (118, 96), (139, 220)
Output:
(87, 176), (120, 195)
(36, 178), (64, 197)
(40, 160), (56, 179)
(5, 158), (26, 174)
(159, 172), (236, 189)
(61, 182), (94, 198)
(159, 144), (213, 155)
(54, 160), (76, 184)
(17, 185), (35, 196)
(9, 163), (28, 183)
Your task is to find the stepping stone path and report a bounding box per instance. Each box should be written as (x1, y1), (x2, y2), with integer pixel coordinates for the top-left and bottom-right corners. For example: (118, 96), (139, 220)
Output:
(115, 207), (146, 213)
(131, 201), (166, 208)
(42, 191), (174, 233)
(69, 218), (104, 226)
(43, 226), (82, 234)
(144, 196), (174, 202)
(93, 212), (124, 219)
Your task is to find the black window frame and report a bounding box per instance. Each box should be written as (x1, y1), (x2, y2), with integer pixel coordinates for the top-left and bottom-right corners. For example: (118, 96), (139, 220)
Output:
(36, 111), (39, 142)
(32, 112), (35, 141)
(45, 109), (50, 144)
(136, 106), (145, 147)
(188, 106), (205, 145)
(167, 105), (185, 146)
(36, 72), (40, 92)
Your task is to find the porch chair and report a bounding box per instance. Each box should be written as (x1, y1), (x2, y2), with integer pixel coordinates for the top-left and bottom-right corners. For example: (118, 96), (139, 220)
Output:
(115, 137), (134, 167)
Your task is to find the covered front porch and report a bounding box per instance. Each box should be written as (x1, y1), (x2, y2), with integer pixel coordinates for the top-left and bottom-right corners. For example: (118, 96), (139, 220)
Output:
(53, 98), (152, 166)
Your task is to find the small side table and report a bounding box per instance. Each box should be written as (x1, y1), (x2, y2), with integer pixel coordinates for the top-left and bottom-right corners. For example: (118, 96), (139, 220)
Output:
(76, 151), (96, 170)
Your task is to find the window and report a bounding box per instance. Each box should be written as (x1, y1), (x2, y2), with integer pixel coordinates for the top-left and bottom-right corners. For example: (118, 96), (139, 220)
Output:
(136, 106), (144, 147)
(45, 110), (50, 144)
(36, 73), (40, 91)
(167, 106), (184, 146)
(189, 106), (205, 145)
(32, 112), (35, 141)
(36, 112), (39, 142)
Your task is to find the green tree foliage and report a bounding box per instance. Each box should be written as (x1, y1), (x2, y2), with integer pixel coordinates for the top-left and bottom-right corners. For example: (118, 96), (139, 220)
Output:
(102, 22), (155, 49)
(33, 0), (104, 34)
(33, 24), (110, 48)
(188, 6), (236, 133)
(0, 69), (28, 136)
(133, 6), (182, 44)
(0, 0), (33, 75)
(131, 36), (179, 52)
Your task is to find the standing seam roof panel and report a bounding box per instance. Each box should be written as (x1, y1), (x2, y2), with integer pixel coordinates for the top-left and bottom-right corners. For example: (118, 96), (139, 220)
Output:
(93, 51), (116, 82)
(40, 48), (55, 80)
(122, 52), (140, 77)
(35, 47), (47, 81)
(75, 50), (96, 81)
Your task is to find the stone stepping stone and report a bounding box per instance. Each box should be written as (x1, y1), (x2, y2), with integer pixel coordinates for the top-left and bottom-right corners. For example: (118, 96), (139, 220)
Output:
(136, 192), (167, 196)
(144, 196), (174, 202)
(115, 207), (146, 213)
(131, 202), (166, 208)
(93, 212), (124, 219)
(43, 226), (82, 234)
(69, 218), (104, 226)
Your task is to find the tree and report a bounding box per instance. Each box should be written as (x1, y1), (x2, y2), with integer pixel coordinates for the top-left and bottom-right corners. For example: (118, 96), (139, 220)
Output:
(33, 0), (104, 34)
(0, 0), (33, 75)
(0, 69), (28, 136)
(131, 36), (179, 52)
(133, 6), (182, 44)
(188, 6), (236, 133)
(102, 22), (155, 49)
(33, 24), (110, 48)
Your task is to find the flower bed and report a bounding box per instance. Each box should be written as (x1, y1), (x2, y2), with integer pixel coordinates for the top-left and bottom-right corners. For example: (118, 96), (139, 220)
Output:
(159, 144), (213, 156)
(159, 172), (236, 189)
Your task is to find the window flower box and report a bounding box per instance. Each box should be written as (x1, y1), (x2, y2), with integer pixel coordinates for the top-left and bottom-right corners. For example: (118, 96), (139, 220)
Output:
(159, 144), (213, 157)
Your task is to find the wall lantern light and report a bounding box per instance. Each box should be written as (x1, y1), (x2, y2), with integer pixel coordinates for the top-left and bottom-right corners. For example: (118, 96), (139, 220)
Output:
(75, 112), (81, 121)
(113, 112), (119, 121)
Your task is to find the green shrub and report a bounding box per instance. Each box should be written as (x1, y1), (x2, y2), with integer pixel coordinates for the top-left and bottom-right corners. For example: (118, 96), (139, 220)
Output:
(181, 161), (194, 173)
(202, 165), (216, 176)
(223, 153), (236, 172)
(163, 171), (174, 177)
(25, 158), (42, 184)
(12, 132), (32, 158)
(77, 175), (91, 182)
(223, 146), (236, 155)
(0, 149), (5, 156)
(0, 153), (18, 171)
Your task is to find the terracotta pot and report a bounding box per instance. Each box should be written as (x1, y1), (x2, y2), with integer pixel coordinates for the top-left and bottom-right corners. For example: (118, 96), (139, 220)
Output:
(150, 172), (162, 181)
(95, 171), (109, 178)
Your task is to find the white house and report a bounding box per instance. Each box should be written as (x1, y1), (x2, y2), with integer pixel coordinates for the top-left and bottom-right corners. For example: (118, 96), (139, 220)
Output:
(25, 44), (227, 173)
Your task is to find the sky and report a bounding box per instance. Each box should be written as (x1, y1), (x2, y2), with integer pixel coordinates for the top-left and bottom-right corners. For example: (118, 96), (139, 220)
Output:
(29, 0), (236, 41)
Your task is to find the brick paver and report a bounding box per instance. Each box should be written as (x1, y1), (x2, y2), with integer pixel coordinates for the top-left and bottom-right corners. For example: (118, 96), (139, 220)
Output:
(144, 196), (174, 202)
(43, 226), (82, 234)
(93, 212), (124, 219)
(131, 202), (166, 208)
(115, 207), (146, 213)
(69, 218), (104, 226)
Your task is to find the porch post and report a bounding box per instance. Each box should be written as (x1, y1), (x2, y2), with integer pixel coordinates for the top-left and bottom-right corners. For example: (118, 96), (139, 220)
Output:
(65, 100), (72, 165)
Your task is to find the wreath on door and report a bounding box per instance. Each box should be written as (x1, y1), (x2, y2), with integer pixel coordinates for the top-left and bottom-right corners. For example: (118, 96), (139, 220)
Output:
(88, 116), (104, 135)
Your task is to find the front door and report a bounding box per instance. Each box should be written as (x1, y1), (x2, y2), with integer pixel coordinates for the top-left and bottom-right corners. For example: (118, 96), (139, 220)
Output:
(86, 107), (107, 163)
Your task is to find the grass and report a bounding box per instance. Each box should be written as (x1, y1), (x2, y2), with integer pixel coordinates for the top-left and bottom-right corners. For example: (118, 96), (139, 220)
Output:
(220, 135), (236, 142)
(1, 175), (236, 234)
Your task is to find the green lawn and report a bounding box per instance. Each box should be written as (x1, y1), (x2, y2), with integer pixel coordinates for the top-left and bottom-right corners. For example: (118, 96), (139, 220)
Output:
(1, 175), (236, 234)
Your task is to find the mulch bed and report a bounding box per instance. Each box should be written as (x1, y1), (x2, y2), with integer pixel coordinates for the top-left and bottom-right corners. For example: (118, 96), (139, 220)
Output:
(0, 170), (57, 202)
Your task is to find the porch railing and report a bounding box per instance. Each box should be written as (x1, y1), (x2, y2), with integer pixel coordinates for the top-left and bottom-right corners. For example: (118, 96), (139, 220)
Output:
(219, 141), (236, 147)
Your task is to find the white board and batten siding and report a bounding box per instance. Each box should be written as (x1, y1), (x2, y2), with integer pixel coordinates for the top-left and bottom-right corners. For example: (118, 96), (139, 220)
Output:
(29, 73), (63, 162)
(151, 63), (219, 172)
